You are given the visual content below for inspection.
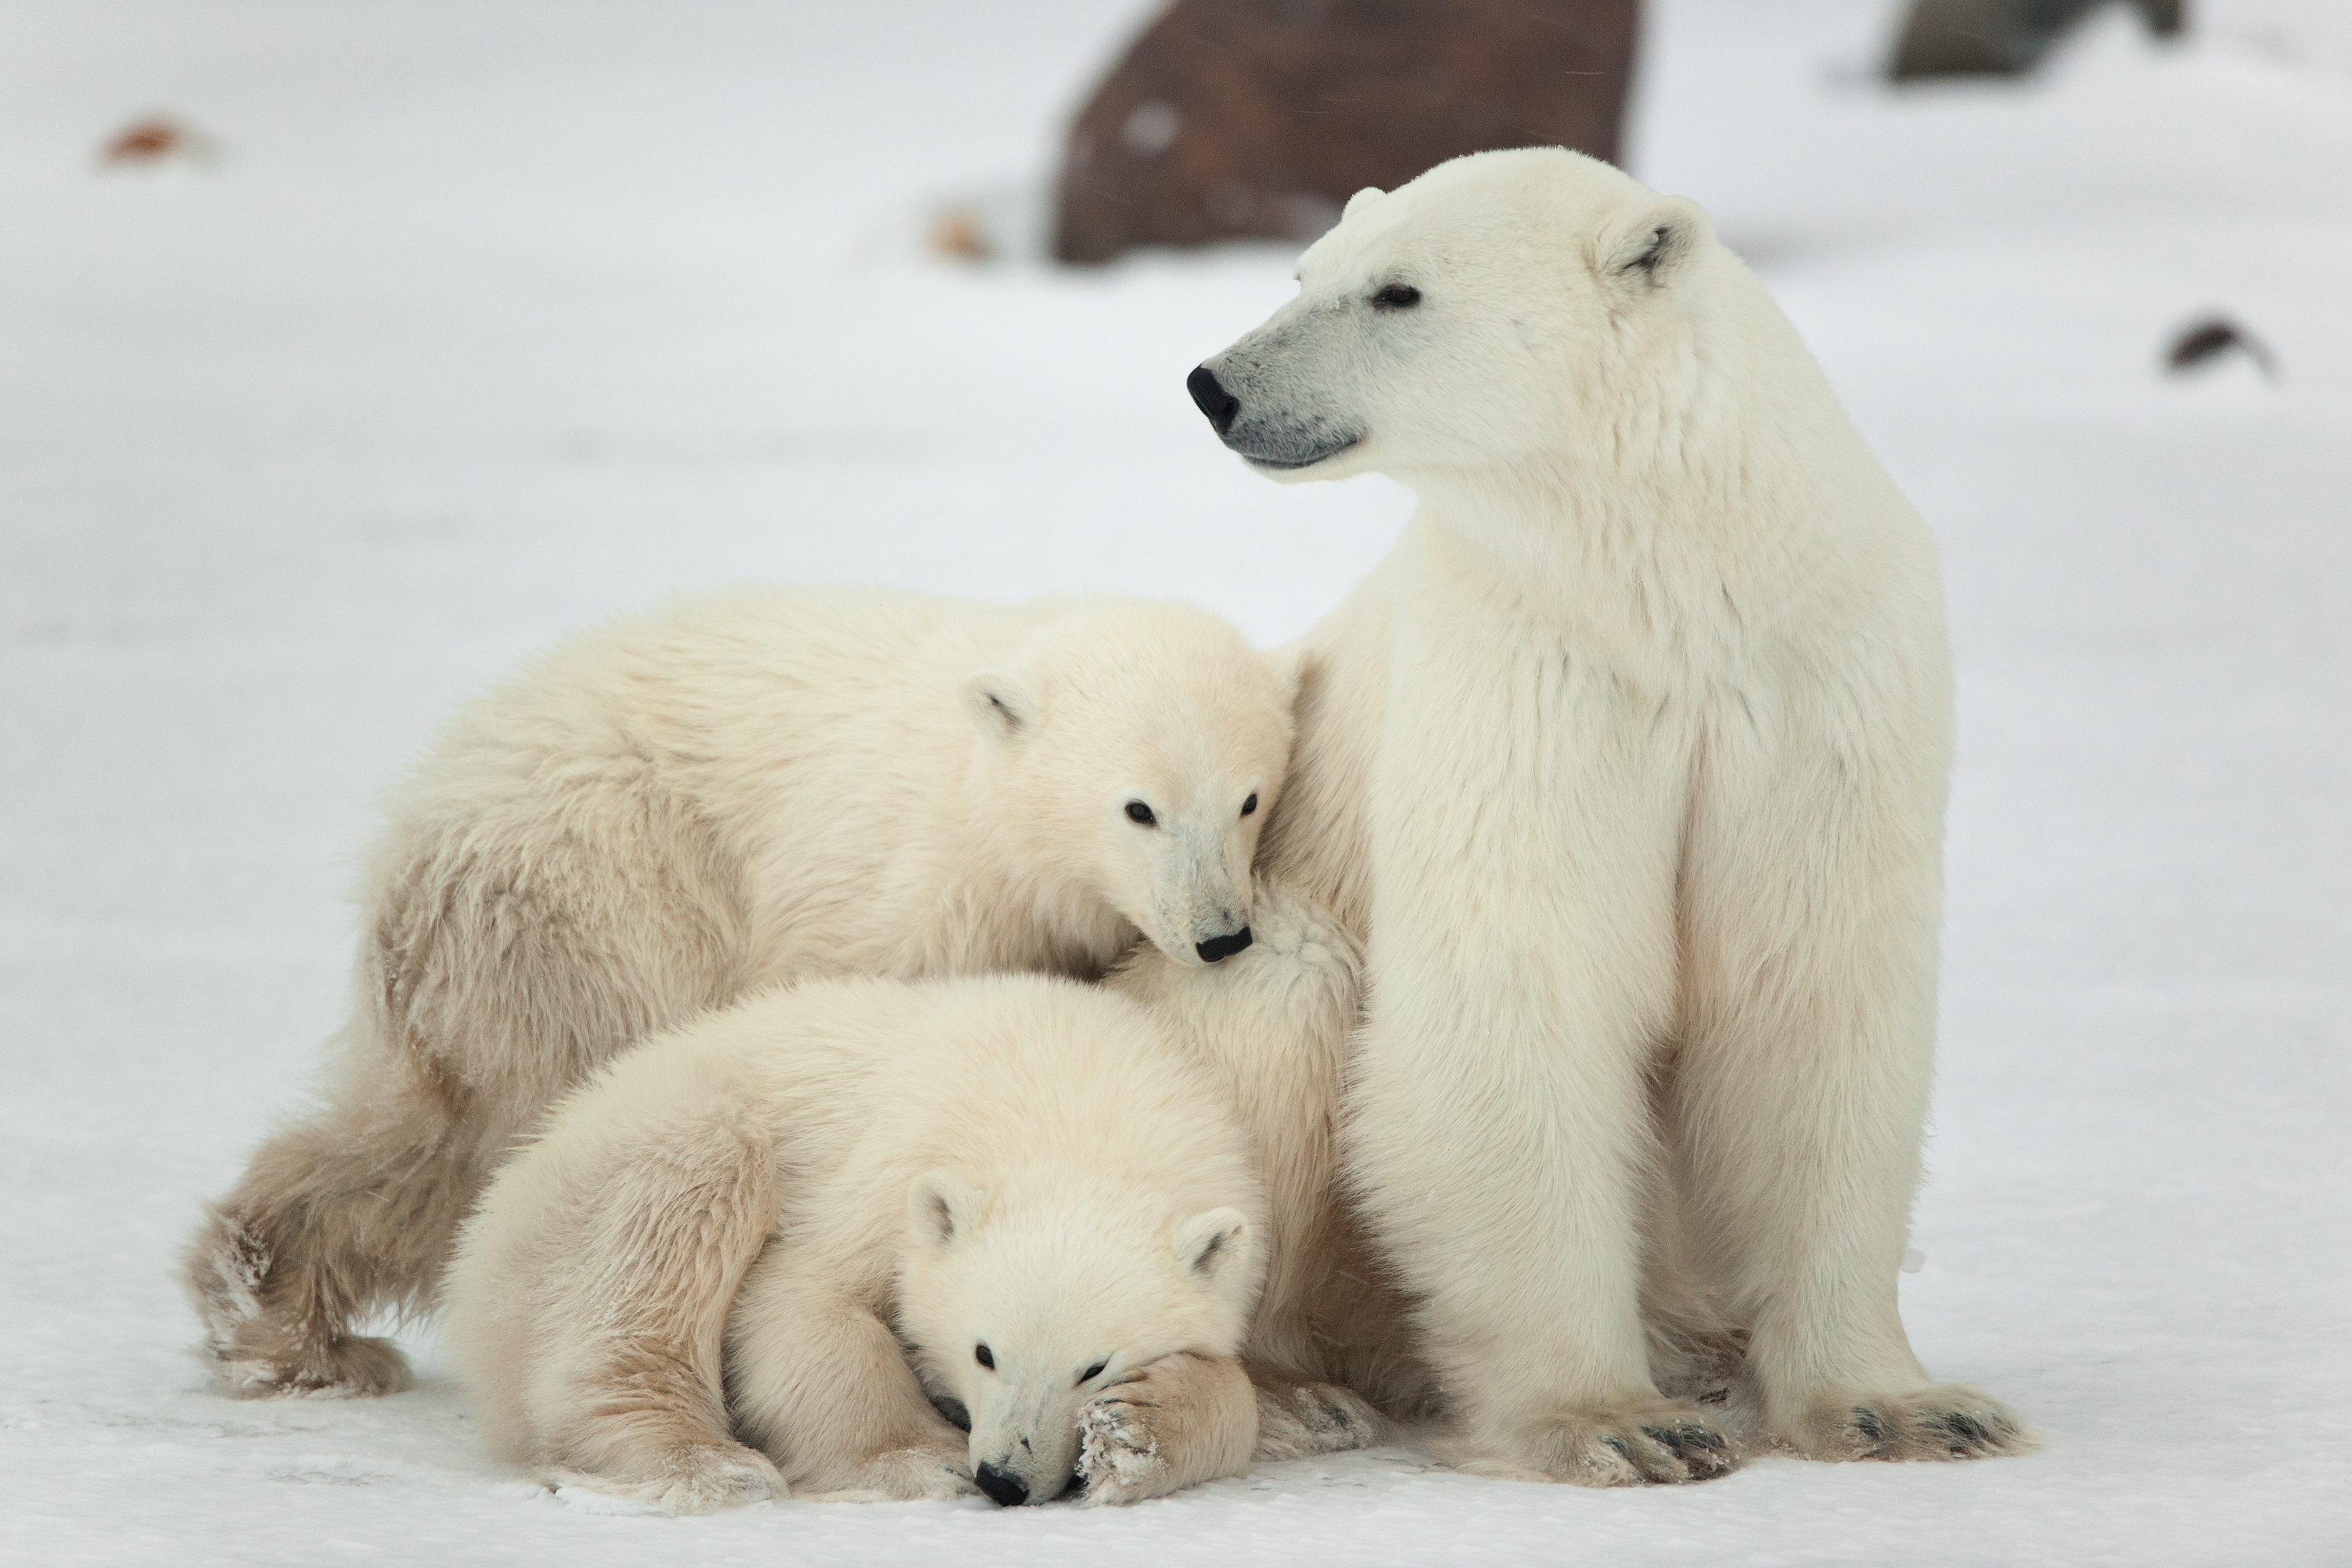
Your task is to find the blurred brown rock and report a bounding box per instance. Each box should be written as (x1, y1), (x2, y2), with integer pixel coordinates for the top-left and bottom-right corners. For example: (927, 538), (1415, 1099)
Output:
(1052, 0), (1639, 266)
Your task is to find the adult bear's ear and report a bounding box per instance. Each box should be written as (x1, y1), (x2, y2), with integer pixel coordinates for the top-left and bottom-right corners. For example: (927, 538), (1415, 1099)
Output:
(1173, 1207), (1252, 1285)
(1595, 197), (1711, 292)
(1342, 186), (1385, 222)
(909, 1170), (980, 1248)
(961, 666), (1038, 738)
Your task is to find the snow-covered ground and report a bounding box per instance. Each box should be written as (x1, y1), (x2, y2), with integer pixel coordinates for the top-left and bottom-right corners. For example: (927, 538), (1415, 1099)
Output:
(3, 1), (2347, 1562)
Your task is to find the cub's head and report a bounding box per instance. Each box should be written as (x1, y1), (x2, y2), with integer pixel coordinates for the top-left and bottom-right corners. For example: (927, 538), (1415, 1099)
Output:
(899, 1171), (1257, 1506)
(961, 601), (1299, 966)
(1187, 147), (1718, 488)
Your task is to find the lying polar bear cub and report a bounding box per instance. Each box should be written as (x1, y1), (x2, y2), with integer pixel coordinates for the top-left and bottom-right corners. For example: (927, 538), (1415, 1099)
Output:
(445, 972), (1272, 1510)
(187, 587), (1299, 1401)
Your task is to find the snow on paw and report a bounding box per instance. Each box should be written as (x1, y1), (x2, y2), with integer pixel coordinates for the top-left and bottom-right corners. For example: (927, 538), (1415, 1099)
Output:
(1075, 1388), (1165, 1506)
(1251, 1376), (1384, 1462)
(1786, 1384), (2035, 1462)
(1443, 1400), (1740, 1487)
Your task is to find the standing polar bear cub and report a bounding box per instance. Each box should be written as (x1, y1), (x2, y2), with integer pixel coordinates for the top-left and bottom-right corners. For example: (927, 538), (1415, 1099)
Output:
(1192, 148), (2031, 1481)
(445, 974), (1267, 1510)
(186, 588), (1299, 1398)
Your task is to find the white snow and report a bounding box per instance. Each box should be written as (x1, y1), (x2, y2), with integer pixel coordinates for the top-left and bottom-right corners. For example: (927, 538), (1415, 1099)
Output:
(2, 1), (2347, 1563)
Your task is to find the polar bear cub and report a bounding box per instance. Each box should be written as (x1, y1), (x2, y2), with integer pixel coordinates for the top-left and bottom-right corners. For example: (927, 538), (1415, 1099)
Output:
(185, 588), (1298, 1401)
(445, 974), (1267, 1510)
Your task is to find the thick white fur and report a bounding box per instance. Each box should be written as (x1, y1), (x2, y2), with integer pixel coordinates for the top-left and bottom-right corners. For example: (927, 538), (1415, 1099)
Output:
(183, 588), (1297, 1397)
(1202, 148), (2031, 1480)
(445, 974), (1267, 1511)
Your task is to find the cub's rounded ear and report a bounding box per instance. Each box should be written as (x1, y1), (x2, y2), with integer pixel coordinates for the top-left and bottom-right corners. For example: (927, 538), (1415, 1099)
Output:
(1595, 197), (1711, 292)
(1264, 641), (1316, 716)
(909, 1170), (980, 1248)
(961, 666), (1039, 738)
(1173, 1206), (1252, 1284)
(1342, 186), (1386, 222)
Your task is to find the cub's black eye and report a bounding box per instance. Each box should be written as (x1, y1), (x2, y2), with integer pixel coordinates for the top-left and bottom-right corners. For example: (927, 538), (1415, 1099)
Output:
(1079, 1361), (1108, 1385)
(1240, 793), (1259, 817)
(975, 1343), (994, 1370)
(1371, 284), (1421, 310)
(1125, 801), (1156, 826)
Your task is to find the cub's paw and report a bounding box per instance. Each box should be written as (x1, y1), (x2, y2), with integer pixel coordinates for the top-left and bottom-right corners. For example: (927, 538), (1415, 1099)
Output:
(1076, 1386), (1165, 1505)
(1252, 1376), (1385, 1462)
(1441, 1399), (1740, 1487)
(1783, 1384), (2035, 1463)
(804, 1440), (976, 1503)
(214, 1334), (413, 1401)
(1076, 1353), (1257, 1506)
(552, 1441), (782, 1515)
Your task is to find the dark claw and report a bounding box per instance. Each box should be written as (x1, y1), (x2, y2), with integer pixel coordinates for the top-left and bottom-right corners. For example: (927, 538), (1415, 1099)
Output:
(1850, 1405), (1886, 1443)
(1930, 1410), (1995, 1450)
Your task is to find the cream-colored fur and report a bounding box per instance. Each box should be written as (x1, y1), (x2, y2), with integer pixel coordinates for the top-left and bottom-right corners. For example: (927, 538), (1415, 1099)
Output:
(444, 974), (1266, 1511)
(183, 588), (1298, 1397)
(1195, 148), (2033, 1481)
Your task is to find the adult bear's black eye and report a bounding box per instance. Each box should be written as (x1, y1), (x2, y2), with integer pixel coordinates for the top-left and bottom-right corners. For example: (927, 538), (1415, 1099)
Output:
(1078, 1360), (1108, 1385)
(1371, 284), (1420, 310)
(1240, 793), (1258, 817)
(1125, 801), (1156, 826)
(975, 1343), (994, 1370)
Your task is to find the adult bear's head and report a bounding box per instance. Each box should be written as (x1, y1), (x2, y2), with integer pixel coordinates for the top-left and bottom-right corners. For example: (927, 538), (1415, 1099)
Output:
(960, 599), (1300, 967)
(1187, 147), (1719, 490)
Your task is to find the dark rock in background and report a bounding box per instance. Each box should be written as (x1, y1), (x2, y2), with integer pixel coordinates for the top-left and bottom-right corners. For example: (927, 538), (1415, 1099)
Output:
(1888, 0), (2185, 82)
(1052, 0), (1638, 266)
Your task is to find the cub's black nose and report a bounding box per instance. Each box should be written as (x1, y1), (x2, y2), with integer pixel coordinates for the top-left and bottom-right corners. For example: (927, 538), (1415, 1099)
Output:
(1187, 365), (1239, 435)
(975, 1463), (1029, 1507)
(1195, 927), (1253, 964)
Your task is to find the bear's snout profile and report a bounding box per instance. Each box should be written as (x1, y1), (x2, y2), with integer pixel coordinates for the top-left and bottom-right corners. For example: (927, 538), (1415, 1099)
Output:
(1195, 926), (1253, 964)
(1187, 364), (1239, 434)
(974, 1461), (1030, 1506)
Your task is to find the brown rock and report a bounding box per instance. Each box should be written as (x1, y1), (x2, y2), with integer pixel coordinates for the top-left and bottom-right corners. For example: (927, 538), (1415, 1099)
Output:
(1052, 0), (1639, 266)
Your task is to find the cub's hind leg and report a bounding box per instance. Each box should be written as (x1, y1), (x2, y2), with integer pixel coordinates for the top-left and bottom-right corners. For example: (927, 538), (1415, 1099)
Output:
(449, 1094), (782, 1514)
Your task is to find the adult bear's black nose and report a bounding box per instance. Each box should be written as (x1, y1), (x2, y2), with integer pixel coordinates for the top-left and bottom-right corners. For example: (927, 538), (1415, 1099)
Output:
(1187, 365), (1239, 435)
(975, 1463), (1029, 1507)
(1196, 927), (1253, 964)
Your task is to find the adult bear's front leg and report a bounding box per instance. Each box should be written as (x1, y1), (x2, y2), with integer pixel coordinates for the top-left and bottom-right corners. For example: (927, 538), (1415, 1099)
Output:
(1341, 602), (1737, 1486)
(1671, 665), (2032, 1462)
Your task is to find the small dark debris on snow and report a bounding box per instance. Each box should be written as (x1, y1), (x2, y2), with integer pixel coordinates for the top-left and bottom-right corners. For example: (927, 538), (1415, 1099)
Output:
(98, 113), (216, 167)
(2165, 315), (2279, 381)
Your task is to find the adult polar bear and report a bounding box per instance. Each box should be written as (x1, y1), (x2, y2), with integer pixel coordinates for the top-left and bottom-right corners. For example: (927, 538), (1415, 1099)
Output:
(1189, 149), (2030, 1482)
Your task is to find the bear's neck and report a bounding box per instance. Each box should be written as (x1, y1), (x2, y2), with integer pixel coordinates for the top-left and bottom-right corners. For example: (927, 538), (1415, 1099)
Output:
(1405, 350), (1891, 641)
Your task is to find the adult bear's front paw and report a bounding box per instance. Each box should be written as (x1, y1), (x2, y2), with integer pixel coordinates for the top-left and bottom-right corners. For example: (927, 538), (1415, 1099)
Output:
(1781, 1383), (2034, 1463)
(1441, 1399), (1740, 1487)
